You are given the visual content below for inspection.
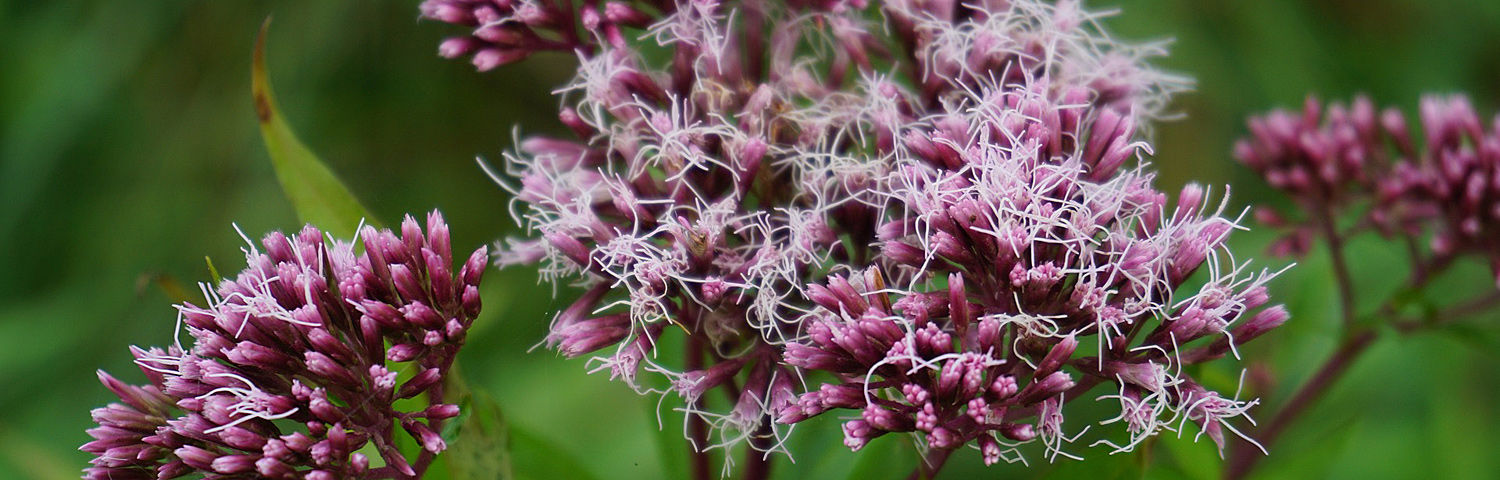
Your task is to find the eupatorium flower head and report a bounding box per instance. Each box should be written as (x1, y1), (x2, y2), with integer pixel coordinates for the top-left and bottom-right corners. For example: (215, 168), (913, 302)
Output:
(426, 0), (1268, 469)
(1239, 94), (1500, 284)
(781, 79), (1287, 463)
(83, 212), (486, 479)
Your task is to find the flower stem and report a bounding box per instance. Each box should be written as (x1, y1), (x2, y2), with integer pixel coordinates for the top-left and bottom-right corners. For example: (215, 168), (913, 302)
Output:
(906, 448), (953, 480)
(686, 336), (713, 480)
(743, 419), (774, 480)
(1317, 205), (1357, 326)
(1223, 329), (1377, 480)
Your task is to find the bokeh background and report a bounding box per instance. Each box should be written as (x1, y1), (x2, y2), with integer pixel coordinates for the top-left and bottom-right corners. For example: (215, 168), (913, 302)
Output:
(3, 1), (1499, 479)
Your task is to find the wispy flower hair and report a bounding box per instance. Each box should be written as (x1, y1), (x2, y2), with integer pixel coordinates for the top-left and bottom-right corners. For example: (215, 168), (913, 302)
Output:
(780, 77), (1287, 464)
(425, 0), (1274, 471)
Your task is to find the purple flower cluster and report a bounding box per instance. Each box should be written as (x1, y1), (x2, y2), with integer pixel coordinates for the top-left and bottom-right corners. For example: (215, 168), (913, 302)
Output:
(83, 212), (487, 479)
(1238, 94), (1500, 283)
(420, 0), (641, 70)
(779, 84), (1287, 462)
(425, 0), (1278, 468)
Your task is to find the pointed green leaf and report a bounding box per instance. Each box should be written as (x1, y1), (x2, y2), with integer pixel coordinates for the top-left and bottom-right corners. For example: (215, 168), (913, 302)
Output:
(205, 256), (223, 285)
(443, 386), (515, 480)
(252, 18), (378, 234)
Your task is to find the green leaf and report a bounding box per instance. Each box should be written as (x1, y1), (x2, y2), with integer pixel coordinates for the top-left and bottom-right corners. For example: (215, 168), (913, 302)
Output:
(509, 424), (603, 480)
(252, 18), (378, 234)
(443, 386), (515, 480)
(1246, 417), (1359, 480)
(1044, 448), (1146, 480)
(205, 256), (223, 285)
(1157, 433), (1223, 480)
(1435, 322), (1500, 357)
(783, 416), (863, 479)
(646, 396), (690, 480)
(841, 436), (912, 480)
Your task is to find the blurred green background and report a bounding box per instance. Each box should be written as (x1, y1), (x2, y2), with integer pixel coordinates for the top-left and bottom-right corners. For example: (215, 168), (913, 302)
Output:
(3, 1), (1499, 479)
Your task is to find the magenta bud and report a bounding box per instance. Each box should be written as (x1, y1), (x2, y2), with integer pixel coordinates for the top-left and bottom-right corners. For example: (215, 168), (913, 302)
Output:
(471, 48), (529, 71)
(842, 420), (876, 451)
(399, 368), (443, 399)
(701, 277), (729, 305)
(446, 318), (466, 340)
(303, 351), (356, 387)
(544, 231), (591, 267)
(404, 419), (448, 454)
(1233, 305), (1289, 343)
(218, 426), (267, 450)
(999, 422), (1036, 442)
(400, 302), (444, 330)
(1106, 360), (1166, 391)
(948, 273), (972, 335)
(389, 264), (428, 306)
(174, 445), (218, 470)
(1033, 335), (1077, 378)
(386, 343), (423, 362)
(306, 470), (335, 480)
(351, 452), (370, 473)
(426, 250), (455, 308)
(421, 3), (474, 24)
(558, 108), (595, 139)
(603, 2), (653, 26)
(1018, 371), (1075, 405)
(211, 454), (258, 474)
(425, 404), (461, 420)
(461, 284), (483, 319)
(359, 300), (402, 327)
(97, 371), (172, 414)
(1176, 183), (1205, 219)
(306, 328), (354, 362)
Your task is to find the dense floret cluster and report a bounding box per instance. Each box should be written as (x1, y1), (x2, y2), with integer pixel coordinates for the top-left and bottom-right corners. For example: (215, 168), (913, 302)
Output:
(781, 82), (1287, 463)
(424, 0), (1280, 469)
(1239, 94), (1500, 284)
(83, 213), (487, 479)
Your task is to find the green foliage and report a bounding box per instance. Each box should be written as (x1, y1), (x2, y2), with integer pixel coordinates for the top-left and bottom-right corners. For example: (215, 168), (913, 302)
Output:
(444, 383), (515, 480)
(647, 396), (691, 480)
(1158, 434), (1224, 480)
(840, 436), (915, 480)
(509, 425), (604, 480)
(6, 1), (1500, 479)
(253, 18), (379, 234)
(1043, 449), (1146, 480)
(1247, 418), (1359, 480)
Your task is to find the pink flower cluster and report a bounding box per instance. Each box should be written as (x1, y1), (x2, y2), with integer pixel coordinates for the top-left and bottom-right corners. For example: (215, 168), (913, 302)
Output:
(782, 83), (1286, 462)
(1239, 94), (1500, 284)
(426, 0), (1281, 467)
(83, 213), (487, 479)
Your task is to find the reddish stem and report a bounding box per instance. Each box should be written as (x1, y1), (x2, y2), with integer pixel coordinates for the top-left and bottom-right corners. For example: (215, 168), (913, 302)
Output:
(741, 412), (776, 480)
(1223, 329), (1377, 480)
(685, 337), (713, 480)
(1317, 205), (1358, 327)
(906, 447), (953, 480)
